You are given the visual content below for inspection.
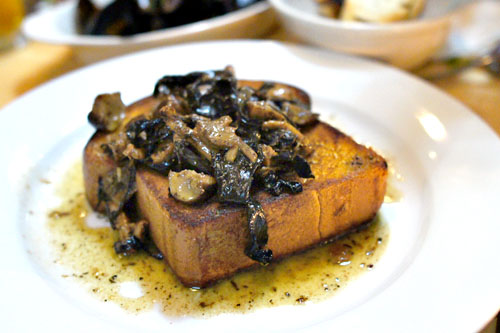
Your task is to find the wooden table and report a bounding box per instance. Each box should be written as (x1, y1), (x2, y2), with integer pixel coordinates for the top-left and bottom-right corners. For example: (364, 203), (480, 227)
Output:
(0, 29), (498, 331)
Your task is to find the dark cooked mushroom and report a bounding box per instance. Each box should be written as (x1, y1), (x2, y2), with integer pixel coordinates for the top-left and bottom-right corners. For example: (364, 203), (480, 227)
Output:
(212, 150), (263, 204)
(100, 131), (129, 160)
(97, 162), (137, 222)
(261, 144), (277, 167)
(258, 171), (302, 196)
(88, 93), (126, 132)
(192, 115), (258, 162)
(173, 140), (213, 175)
(122, 143), (145, 161)
(262, 120), (304, 140)
(280, 101), (319, 126)
(246, 100), (286, 121)
(113, 212), (148, 256)
(244, 199), (273, 265)
(188, 72), (239, 119)
(126, 117), (172, 156)
(154, 72), (205, 98)
(258, 82), (311, 107)
(168, 170), (216, 203)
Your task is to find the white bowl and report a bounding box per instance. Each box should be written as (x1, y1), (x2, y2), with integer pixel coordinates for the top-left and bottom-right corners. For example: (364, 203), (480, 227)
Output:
(22, 0), (275, 64)
(269, 0), (473, 69)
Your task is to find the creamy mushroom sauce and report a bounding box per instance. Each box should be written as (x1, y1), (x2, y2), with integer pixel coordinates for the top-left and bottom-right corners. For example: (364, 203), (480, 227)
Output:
(47, 161), (388, 317)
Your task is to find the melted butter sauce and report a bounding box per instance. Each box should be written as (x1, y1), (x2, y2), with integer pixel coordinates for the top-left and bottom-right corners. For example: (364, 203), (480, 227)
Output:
(47, 161), (389, 317)
(384, 182), (403, 203)
(385, 164), (404, 203)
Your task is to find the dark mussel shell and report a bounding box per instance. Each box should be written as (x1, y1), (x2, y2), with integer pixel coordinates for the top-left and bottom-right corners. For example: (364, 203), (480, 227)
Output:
(77, 0), (264, 37)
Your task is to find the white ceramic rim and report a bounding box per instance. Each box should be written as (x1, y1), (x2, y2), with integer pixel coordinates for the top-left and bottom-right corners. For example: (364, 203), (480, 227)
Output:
(22, 0), (270, 46)
(269, 0), (471, 32)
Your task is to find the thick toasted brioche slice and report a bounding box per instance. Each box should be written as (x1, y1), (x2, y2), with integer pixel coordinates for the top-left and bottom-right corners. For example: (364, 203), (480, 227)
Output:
(340, 0), (426, 22)
(136, 123), (387, 287)
(83, 83), (388, 288)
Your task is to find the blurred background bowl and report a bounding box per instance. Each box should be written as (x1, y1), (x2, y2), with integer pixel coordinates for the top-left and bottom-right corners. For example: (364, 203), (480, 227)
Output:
(22, 0), (275, 64)
(269, 0), (473, 69)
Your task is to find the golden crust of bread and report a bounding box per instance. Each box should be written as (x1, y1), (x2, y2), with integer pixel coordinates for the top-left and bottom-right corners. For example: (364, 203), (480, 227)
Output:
(83, 83), (387, 288)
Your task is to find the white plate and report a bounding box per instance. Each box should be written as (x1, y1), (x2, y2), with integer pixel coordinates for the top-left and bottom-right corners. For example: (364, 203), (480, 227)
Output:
(21, 0), (275, 63)
(0, 41), (499, 332)
(269, 0), (473, 69)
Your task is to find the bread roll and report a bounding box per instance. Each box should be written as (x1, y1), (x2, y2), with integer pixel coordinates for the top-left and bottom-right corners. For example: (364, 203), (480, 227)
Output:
(340, 0), (426, 22)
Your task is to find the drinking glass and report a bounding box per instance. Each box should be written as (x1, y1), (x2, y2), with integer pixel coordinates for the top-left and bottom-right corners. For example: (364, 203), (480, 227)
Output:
(0, 0), (24, 51)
